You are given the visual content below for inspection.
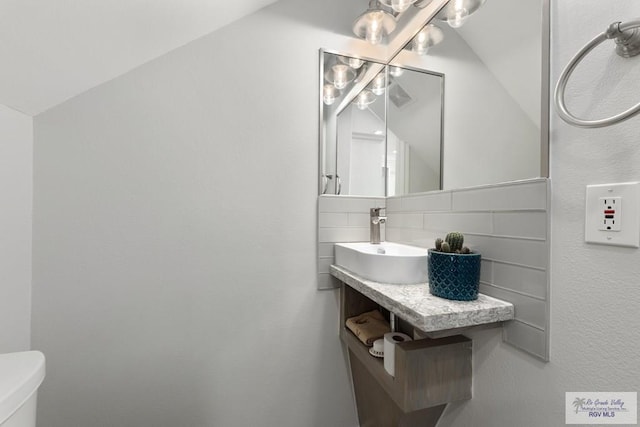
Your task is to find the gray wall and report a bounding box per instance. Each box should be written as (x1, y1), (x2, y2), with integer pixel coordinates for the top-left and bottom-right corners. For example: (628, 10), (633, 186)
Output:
(0, 104), (32, 353)
(32, 1), (365, 426)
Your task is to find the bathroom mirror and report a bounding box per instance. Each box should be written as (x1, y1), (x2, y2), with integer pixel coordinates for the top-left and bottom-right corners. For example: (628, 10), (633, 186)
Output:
(319, 0), (549, 194)
(320, 51), (443, 196)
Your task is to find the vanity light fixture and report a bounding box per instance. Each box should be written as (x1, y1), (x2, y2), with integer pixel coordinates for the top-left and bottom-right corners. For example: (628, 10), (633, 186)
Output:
(353, 89), (377, 110)
(436, 0), (485, 29)
(326, 63), (357, 89)
(409, 23), (444, 55)
(352, 0), (397, 45)
(378, 0), (418, 13)
(323, 84), (340, 105)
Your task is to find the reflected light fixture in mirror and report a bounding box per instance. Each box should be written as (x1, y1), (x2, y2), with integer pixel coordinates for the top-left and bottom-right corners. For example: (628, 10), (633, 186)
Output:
(353, 89), (377, 110)
(326, 63), (356, 90)
(389, 65), (404, 77)
(323, 84), (340, 105)
(409, 23), (444, 55)
(436, 0), (486, 28)
(352, 0), (397, 45)
(339, 55), (365, 69)
(379, 0), (418, 13)
(370, 72), (387, 95)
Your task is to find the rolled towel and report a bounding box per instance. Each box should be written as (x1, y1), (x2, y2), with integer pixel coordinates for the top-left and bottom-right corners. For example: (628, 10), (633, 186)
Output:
(345, 309), (391, 347)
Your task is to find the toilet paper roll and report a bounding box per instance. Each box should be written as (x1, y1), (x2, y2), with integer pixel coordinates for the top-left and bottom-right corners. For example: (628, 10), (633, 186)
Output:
(383, 332), (412, 377)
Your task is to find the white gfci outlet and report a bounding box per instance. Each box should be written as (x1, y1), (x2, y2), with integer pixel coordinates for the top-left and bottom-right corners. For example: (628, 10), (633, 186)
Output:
(598, 196), (621, 231)
(585, 182), (640, 248)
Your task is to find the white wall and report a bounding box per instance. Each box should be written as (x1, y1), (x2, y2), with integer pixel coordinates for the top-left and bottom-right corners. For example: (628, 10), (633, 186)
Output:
(436, 1), (640, 426)
(0, 104), (32, 354)
(31, 1), (367, 426)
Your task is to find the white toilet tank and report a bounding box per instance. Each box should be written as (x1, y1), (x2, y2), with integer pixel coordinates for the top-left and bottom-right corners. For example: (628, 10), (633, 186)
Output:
(0, 351), (45, 427)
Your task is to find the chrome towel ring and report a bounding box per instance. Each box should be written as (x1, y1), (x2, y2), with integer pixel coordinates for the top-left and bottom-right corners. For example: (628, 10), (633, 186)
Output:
(554, 20), (640, 128)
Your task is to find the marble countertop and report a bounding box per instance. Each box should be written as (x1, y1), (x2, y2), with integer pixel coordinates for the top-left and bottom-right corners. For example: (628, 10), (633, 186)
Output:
(331, 265), (514, 333)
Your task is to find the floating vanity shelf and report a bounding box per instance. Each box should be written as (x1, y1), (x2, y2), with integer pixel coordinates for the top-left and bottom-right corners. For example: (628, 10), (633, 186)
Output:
(333, 264), (515, 427)
(331, 264), (514, 335)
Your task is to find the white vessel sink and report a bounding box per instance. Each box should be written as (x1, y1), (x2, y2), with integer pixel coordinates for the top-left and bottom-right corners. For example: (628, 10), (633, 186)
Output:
(334, 242), (429, 284)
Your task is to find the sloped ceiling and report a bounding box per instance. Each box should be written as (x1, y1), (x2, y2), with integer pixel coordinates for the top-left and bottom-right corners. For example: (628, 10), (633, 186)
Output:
(0, 0), (277, 116)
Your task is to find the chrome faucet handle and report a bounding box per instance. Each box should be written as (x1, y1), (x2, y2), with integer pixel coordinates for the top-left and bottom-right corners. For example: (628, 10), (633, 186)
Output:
(370, 207), (386, 216)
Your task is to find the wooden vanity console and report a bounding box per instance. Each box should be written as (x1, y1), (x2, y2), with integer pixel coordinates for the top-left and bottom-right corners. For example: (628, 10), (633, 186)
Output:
(333, 265), (514, 426)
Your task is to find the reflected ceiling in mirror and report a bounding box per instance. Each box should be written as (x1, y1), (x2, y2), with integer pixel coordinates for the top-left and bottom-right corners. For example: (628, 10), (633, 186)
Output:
(392, 0), (548, 190)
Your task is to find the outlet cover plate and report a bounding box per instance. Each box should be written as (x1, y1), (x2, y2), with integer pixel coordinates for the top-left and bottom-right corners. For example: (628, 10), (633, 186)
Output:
(585, 182), (640, 248)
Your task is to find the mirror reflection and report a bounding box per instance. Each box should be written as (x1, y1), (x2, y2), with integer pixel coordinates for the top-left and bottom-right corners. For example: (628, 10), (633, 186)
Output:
(320, 52), (387, 196)
(386, 67), (443, 196)
(393, 0), (546, 190)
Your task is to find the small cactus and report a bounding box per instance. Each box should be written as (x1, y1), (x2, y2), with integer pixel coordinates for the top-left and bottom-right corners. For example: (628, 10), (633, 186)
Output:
(435, 238), (443, 251)
(433, 232), (472, 254)
(445, 232), (464, 252)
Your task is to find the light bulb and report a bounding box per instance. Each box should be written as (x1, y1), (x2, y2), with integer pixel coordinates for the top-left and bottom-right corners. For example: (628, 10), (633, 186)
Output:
(448, 0), (469, 28)
(338, 56), (365, 69)
(389, 66), (404, 77)
(413, 29), (430, 55)
(371, 73), (386, 96)
(323, 84), (339, 105)
(354, 90), (376, 110)
(332, 64), (350, 89)
(365, 12), (385, 44)
(353, 8), (396, 45)
(448, 7), (469, 27)
(390, 0), (412, 13)
(348, 58), (364, 69)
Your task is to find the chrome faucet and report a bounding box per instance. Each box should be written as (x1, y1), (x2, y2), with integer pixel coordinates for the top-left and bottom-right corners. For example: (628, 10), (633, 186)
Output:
(370, 207), (387, 244)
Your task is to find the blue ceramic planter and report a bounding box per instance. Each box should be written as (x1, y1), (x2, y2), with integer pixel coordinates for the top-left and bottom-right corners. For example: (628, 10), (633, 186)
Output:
(428, 249), (481, 301)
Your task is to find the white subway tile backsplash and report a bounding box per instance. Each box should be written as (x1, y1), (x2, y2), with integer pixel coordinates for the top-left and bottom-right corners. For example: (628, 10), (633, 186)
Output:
(319, 195), (384, 213)
(480, 259), (493, 284)
(502, 320), (548, 361)
(383, 179), (550, 361)
(401, 191), (452, 212)
(493, 211), (547, 239)
(318, 257), (334, 274)
(470, 235), (547, 269)
(318, 227), (370, 243)
(348, 213), (370, 227)
(318, 242), (334, 258)
(318, 273), (341, 290)
(387, 213), (423, 229)
(318, 212), (349, 228)
(317, 195), (386, 289)
(452, 179), (547, 212)
(385, 227), (437, 248)
(493, 262), (547, 299)
(424, 212), (493, 235)
(480, 285), (546, 329)
(386, 196), (403, 212)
